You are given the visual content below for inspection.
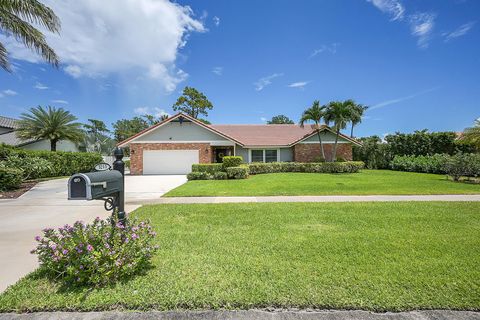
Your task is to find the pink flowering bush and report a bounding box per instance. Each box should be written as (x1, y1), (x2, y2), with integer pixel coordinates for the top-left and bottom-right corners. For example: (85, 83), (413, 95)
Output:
(31, 216), (158, 286)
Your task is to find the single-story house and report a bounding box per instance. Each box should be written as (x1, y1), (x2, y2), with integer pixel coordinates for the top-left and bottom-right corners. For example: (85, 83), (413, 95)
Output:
(118, 113), (361, 175)
(0, 115), (81, 152)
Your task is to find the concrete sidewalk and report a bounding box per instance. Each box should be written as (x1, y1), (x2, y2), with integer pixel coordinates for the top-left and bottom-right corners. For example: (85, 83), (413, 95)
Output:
(133, 194), (480, 204)
(1, 310), (479, 320)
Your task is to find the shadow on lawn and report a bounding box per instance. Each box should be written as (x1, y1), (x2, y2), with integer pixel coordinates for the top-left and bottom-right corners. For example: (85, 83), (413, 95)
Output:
(28, 263), (156, 300)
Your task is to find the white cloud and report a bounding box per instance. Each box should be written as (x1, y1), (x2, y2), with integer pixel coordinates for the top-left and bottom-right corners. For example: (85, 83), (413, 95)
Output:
(1, 89), (18, 96)
(367, 0), (405, 21)
(309, 43), (339, 58)
(1, 0), (205, 93)
(212, 66), (223, 75)
(254, 73), (283, 91)
(443, 21), (476, 42)
(213, 16), (220, 27)
(51, 99), (69, 104)
(134, 106), (170, 118)
(409, 13), (436, 49)
(369, 87), (439, 111)
(288, 81), (309, 89)
(64, 65), (82, 78)
(367, 0), (436, 49)
(260, 117), (267, 122)
(34, 82), (49, 90)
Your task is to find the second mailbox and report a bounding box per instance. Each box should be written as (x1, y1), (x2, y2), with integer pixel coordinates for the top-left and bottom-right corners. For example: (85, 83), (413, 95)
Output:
(68, 170), (123, 200)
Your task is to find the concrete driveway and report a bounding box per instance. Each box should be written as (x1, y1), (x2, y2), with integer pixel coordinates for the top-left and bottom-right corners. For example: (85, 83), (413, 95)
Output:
(0, 174), (186, 292)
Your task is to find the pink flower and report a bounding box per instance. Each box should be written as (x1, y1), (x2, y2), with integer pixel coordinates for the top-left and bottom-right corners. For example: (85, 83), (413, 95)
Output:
(87, 244), (94, 252)
(34, 236), (41, 242)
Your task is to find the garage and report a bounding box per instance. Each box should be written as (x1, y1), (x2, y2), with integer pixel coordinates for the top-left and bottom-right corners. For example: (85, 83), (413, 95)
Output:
(143, 150), (199, 174)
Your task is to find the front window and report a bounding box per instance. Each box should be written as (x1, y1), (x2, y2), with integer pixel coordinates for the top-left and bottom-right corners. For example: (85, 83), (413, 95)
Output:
(265, 150), (278, 163)
(251, 149), (278, 163)
(251, 150), (264, 162)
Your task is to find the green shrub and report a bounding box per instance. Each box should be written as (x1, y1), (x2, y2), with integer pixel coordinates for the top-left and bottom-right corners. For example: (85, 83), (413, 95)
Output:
(124, 160), (131, 169)
(187, 172), (212, 180)
(222, 156), (243, 169)
(0, 166), (23, 191)
(213, 171), (228, 180)
(248, 161), (364, 175)
(192, 163), (224, 174)
(312, 156), (326, 163)
(226, 166), (249, 179)
(390, 154), (450, 174)
(444, 153), (480, 181)
(0, 145), (102, 177)
(3, 155), (53, 180)
(31, 216), (158, 286)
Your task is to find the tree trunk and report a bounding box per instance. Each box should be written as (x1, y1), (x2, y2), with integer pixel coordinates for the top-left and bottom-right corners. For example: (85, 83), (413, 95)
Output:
(332, 129), (340, 162)
(316, 130), (326, 161)
(350, 123), (355, 138)
(50, 140), (57, 152)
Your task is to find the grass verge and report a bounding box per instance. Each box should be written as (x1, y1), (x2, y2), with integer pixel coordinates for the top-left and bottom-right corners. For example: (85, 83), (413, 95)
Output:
(0, 202), (479, 312)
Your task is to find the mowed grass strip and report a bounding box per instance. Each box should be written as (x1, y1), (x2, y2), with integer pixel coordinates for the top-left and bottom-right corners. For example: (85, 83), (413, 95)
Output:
(1, 202), (479, 312)
(164, 170), (480, 197)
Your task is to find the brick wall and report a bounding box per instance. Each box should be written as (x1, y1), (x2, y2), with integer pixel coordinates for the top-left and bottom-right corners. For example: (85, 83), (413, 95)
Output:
(129, 143), (211, 175)
(293, 143), (353, 162)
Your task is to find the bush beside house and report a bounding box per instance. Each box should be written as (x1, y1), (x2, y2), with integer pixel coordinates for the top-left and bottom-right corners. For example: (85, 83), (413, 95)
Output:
(0, 144), (102, 190)
(187, 155), (364, 180)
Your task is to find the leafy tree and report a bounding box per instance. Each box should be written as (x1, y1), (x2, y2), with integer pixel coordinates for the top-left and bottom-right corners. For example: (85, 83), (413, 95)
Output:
(198, 118), (211, 125)
(172, 86), (213, 119)
(299, 100), (327, 161)
(350, 103), (368, 138)
(112, 117), (150, 142)
(267, 114), (294, 124)
(324, 100), (355, 161)
(16, 106), (84, 151)
(83, 119), (113, 154)
(0, 0), (60, 71)
(460, 118), (480, 149)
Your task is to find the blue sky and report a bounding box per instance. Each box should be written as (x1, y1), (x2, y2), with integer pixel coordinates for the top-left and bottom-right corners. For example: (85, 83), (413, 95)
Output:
(0, 0), (479, 137)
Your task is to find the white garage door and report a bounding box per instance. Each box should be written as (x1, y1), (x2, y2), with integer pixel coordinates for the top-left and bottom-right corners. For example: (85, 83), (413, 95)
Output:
(143, 150), (199, 174)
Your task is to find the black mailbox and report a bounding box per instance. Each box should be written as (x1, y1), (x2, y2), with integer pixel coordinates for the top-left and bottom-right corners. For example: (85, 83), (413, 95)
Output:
(68, 170), (123, 200)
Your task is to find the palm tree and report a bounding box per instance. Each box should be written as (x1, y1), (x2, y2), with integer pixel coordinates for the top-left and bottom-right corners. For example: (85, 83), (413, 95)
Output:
(16, 106), (84, 151)
(0, 0), (60, 71)
(350, 103), (368, 138)
(299, 100), (327, 161)
(324, 100), (355, 161)
(460, 118), (480, 149)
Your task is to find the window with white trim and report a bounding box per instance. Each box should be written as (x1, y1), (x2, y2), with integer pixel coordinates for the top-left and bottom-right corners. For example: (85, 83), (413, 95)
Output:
(251, 150), (263, 162)
(250, 149), (279, 163)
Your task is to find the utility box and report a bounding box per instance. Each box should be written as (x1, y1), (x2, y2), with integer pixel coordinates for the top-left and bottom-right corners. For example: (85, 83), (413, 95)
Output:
(68, 171), (123, 200)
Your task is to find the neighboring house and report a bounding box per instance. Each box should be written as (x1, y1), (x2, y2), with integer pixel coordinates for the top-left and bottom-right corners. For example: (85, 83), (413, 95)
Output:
(118, 113), (361, 175)
(0, 115), (81, 152)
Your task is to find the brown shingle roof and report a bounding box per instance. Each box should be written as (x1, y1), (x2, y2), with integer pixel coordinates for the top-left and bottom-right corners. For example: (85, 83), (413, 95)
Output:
(210, 124), (322, 146)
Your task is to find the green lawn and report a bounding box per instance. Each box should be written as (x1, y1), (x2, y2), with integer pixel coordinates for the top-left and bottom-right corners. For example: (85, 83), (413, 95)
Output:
(165, 170), (480, 197)
(1, 202), (479, 312)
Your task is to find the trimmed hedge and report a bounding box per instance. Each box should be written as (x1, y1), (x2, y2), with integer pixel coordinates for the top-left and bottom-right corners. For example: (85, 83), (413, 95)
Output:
(222, 156), (243, 169)
(192, 163), (224, 174)
(213, 171), (228, 180)
(3, 155), (53, 180)
(390, 153), (480, 180)
(186, 172), (211, 180)
(0, 166), (23, 191)
(226, 166), (249, 179)
(390, 154), (450, 174)
(0, 144), (102, 177)
(248, 161), (365, 175)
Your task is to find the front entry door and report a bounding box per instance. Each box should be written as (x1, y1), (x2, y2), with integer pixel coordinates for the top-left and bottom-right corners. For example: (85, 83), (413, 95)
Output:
(215, 148), (227, 163)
